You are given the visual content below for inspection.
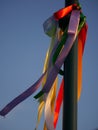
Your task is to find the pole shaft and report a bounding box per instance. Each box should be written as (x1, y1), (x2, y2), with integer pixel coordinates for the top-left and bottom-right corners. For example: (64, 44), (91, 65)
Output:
(63, 41), (78, 130)
(63, 0), (79, 130)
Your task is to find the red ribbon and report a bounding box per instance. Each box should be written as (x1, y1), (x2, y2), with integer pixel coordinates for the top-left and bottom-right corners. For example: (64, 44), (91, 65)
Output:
(54, 4), (80, 20)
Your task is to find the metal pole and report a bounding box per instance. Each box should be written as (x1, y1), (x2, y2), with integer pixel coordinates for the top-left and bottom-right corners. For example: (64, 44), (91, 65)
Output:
(63, 0), (78, 130)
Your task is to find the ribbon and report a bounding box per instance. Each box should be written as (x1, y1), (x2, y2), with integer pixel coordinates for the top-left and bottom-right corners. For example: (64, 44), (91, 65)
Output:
(54, 4), (80, 20)
(43, 16), (58, 37)
(35, 10), (80, 130)
(77, 23), (88, 99)
(53, 79), (64, 128)
(35, 22), (59, 129)
(0, 72), (46, 116)
(42, 10), (80, 130)
(42, 10), (80, 93)
(44, 78), (57, 130)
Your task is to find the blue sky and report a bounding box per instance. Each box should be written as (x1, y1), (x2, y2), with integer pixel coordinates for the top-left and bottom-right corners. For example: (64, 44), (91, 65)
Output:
(0, 0), (98, 130)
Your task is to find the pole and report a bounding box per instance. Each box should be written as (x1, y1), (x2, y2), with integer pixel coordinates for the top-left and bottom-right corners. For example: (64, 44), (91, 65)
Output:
(63, 0), (79, 130)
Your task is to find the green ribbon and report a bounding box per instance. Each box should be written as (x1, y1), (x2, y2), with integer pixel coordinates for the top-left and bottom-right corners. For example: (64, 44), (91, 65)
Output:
(52, 13), (86, 66)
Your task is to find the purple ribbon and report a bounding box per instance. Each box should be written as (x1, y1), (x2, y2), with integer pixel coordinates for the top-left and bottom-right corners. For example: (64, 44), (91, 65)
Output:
(42, 10), (80, 93)
(0, 72), (46, 116)
(0, 10), (80, 117)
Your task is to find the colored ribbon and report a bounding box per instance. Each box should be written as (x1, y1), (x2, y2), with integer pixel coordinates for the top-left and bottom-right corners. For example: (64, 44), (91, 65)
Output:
(35, 20), (59, 129)
(35, 10), (80, 130)
(42, 10), (80, 93)
(54, 4), (80, 20)
(53, 79), (64, 129)
(0, 72), (46, 116)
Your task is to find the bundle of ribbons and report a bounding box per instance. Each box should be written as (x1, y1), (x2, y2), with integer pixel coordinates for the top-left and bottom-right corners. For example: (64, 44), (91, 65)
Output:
(0, 4), (88, 130)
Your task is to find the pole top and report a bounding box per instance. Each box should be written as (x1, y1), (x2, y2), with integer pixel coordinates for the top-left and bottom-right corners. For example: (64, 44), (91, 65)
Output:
(65, 0), (79, 6)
